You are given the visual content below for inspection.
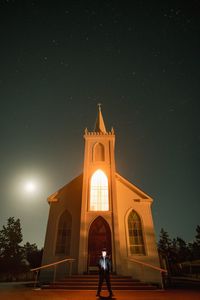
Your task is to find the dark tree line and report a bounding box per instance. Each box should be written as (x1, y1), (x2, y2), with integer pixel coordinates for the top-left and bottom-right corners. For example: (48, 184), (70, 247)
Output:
(158, 226), (200, 274)
(0, 217), (43, 280)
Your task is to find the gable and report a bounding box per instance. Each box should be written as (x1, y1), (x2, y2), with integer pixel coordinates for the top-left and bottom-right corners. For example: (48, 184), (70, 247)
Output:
(115, 172), (153, 202)
(47, 173), (83, 203)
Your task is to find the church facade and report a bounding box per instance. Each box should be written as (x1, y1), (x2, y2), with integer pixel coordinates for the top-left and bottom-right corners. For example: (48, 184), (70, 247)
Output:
(41, 107), (162, 285)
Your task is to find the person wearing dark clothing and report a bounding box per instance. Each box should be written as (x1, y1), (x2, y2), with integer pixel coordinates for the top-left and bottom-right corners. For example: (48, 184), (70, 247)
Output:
(96, 249), (113, 298)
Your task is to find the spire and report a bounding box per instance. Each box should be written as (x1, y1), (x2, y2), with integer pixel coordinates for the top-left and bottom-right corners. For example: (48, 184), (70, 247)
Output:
(94, 103), (107, 133)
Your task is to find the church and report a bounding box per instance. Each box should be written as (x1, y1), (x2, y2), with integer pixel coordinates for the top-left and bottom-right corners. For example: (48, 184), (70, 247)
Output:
(41, 106), (162, 286)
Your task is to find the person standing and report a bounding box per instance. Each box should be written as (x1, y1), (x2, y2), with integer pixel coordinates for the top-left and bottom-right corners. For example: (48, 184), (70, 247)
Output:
(96, 249), (113, 298)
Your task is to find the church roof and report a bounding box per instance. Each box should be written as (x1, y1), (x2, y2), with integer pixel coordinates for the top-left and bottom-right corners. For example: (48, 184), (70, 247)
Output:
(94, 104), (107, 133)
(115, 172), (153, 202)
(47, 172), (152, 204)
(47, 173), (83, 203)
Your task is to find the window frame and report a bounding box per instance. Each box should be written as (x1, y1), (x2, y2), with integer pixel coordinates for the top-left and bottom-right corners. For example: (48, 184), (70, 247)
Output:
(93, 142), (105, 162)
(126, 209), (146, 256)
(55, 210), (72, 256)
(89, 169), (109, 211)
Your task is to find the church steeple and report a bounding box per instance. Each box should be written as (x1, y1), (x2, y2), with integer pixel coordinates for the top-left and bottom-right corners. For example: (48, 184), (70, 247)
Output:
(94, 104), (107, 133)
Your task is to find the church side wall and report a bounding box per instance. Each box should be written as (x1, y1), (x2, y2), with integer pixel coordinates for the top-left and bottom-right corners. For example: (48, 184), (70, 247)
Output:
(115, 178), (162, 285)
(40, 176), (82, 281)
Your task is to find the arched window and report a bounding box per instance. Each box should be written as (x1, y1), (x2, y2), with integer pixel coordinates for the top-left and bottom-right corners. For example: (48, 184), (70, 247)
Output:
(93, 143), (105, 161)
(55, 210), (72, 255)
(90, 169), (109, 211)
(128, 210), (145, 255)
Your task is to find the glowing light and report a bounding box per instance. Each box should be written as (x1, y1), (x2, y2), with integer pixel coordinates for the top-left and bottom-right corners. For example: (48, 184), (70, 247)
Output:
(11, 169), (46, 204)
(90, 169), (109, 211)
(24, 181), (36, 193)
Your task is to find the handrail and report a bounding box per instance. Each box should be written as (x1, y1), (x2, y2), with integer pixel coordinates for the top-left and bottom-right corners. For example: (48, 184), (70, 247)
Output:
(31, 258), (76, 272)
(30, 257), (76, 288)
(128, 257), (167, 273)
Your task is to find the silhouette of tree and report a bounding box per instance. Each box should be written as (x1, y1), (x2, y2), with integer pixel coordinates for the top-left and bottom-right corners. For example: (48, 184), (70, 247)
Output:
(158, 228), (172, 252)
(23, 242), (43, 268)
(158, 226), (200, 276)
(195, 225), (200, 246)
(158, 228), (174, 272)
(189, 225), (200, 260)
(175, 237), (191, 262)
(0, 217), (25, 278)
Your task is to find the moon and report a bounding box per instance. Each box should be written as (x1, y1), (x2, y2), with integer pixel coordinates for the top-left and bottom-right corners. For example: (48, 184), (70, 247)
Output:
(24, 181), (36, 193)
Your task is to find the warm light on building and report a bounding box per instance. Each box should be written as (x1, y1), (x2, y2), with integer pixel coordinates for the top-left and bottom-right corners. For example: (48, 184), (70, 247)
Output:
(90, 169), (109, 211)
(41, 106), (162, 286)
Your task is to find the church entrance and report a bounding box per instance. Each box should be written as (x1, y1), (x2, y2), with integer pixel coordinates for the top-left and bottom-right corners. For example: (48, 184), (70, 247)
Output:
(88, 216), (112, 272)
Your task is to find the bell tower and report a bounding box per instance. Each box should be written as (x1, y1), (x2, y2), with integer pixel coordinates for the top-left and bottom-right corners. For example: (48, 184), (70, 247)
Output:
(78, 105), (121, 273)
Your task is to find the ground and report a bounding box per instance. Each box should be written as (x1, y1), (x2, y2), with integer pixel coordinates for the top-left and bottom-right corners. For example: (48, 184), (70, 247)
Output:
(0, 283), (200, 300)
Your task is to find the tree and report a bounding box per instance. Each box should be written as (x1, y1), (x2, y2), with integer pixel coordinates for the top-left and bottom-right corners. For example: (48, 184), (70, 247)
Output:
(158, 228), (178, 274)
(195, 225), (200, 247)
(175, 237), (191, 262)
(158, 228), (172, 252)
(189, 225), (200, 260)
(0, 217), (25, 277)
(23, 242), (43, 269)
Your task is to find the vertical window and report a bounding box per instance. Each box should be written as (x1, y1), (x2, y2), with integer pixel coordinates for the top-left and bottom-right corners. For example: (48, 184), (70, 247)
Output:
(90, 169), (109, 211)
(93, 143), (105, 161)
(128, 210), (145, 255)
(55, 210), (72, 255)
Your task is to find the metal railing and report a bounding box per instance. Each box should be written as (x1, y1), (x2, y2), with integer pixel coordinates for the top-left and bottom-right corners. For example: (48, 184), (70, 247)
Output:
(128, 257), (167, 289)
(31, 256), (167, 289)
(31, 258), (76, 288)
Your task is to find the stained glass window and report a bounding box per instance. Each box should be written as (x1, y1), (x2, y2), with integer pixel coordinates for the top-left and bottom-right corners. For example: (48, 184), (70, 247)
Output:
(90, 169), (109, 211)
(128, 210), (145, 255)
(55, 210), (72, 255)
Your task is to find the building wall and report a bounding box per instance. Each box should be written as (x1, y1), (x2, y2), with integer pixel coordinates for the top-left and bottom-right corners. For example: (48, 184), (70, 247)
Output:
(40, 175), (82, 281)
(115, 176), (162, 285)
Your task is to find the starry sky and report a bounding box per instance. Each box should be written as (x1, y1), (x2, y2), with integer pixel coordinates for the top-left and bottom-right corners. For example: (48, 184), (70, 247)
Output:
(0, 0), (199, 248)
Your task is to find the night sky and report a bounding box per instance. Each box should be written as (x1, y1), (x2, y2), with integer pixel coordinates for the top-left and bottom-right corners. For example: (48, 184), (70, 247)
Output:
(0, 0), (199, 248)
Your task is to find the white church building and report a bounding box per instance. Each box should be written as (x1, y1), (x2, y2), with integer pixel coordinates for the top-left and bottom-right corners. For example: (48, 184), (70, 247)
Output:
(41, 106), (162, 286)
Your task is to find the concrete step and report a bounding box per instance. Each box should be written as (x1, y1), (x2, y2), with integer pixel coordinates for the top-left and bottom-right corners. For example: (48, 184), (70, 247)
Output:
(42, 274), (158, 290)
(45, 285), (157, 290)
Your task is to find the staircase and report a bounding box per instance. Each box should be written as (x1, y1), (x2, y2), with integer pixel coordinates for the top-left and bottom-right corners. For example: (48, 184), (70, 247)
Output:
(42, 274), (159, 290)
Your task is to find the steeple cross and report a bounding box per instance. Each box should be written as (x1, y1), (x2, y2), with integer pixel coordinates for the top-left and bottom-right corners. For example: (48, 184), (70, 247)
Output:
(97, 103), (102, 111)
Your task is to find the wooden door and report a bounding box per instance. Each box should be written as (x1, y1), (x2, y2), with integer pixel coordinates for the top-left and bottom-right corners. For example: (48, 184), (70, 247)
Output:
(88, 216), (112, 270)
